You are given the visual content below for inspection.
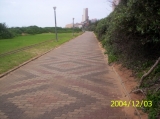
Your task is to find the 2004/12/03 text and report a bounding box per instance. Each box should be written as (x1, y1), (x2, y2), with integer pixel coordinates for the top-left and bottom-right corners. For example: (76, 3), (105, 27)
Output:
(111, 100), (152, 107)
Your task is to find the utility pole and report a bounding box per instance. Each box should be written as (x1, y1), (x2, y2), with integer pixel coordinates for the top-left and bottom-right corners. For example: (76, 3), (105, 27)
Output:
(73, 18), (74, 36)
(53, 7), (58, 41)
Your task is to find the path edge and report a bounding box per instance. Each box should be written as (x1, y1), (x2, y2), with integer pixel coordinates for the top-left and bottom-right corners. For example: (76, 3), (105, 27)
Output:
(93, 32), (142, 119)
(0, 33), (84, 79)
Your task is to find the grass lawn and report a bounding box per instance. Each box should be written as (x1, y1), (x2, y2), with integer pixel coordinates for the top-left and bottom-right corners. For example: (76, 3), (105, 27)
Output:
(0, 33), (76, 54)
(0, 32), (82, 74)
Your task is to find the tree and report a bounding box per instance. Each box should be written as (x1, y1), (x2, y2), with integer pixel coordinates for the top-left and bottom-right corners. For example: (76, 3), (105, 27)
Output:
(0, 23), (13, 39)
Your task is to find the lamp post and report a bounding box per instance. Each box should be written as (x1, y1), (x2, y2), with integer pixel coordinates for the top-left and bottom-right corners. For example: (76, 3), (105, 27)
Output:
(53, 7), (58, 41)
(72, 18), (74, 36)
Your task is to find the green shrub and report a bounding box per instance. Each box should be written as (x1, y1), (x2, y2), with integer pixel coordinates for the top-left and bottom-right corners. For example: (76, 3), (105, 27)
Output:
(0, 23), (14, 39)
(144, 91), (160, 119)
(94, 0), (160, 117)
(95, 0), (160, 68)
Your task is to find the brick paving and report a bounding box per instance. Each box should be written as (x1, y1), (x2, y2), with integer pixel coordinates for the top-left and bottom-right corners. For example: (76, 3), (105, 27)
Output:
(0, 32), (134, 119)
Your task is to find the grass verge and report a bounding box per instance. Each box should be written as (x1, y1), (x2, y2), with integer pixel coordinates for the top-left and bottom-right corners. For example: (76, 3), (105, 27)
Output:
(0, 33), (74, 54)
(0, 32), (82, 74)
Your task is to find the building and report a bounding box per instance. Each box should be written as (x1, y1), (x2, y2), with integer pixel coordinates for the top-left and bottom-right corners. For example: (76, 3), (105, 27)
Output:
(74, 23), (83, 28)
(65, 8), (89, 28)
(82, 8), (89, 22)
(65, 23), (82, 28)
(65, 24), (73, 28)
(112, 0), (121, 11)
(90, 18), (97, 23)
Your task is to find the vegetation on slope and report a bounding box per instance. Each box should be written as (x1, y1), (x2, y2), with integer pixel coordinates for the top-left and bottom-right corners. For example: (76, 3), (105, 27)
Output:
(89, 0), (160, 118)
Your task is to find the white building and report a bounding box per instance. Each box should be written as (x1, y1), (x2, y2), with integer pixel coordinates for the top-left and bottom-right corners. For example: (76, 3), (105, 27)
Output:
(82, 8), (89, 22)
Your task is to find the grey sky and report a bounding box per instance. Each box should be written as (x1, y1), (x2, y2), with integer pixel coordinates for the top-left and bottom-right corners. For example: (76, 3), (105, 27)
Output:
(0, 0), (112, 28)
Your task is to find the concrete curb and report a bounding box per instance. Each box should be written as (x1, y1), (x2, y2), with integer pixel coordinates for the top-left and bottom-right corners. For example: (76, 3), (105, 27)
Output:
(0, 33), (84, 79)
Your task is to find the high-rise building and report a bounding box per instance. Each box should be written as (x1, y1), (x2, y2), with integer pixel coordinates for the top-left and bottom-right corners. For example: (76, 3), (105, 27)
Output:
(82, 8), (89, 22)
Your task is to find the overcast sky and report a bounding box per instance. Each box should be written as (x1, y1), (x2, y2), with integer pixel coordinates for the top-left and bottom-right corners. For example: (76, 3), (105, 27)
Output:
(0, 0), (112, 28)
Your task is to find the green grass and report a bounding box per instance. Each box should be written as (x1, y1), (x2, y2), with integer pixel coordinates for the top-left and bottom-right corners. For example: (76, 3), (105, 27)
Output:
(0, 33), (74, 54)
(108, 53), (118, 64)
(0, 32), (82, 74)
(0, 51), (34, 73)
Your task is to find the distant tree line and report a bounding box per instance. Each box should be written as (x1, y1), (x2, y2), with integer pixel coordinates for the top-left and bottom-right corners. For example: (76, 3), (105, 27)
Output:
(0, 23), (14, 39)
(0, 23), (81, 39)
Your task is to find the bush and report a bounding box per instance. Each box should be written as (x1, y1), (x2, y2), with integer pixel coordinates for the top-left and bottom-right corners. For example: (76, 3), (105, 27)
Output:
(145, 91), (160, 119)
(0, 23), (14, 39)
(8, 26), (82, 36)
(95, 0), (160, 68)
(94, 1), (160, 118)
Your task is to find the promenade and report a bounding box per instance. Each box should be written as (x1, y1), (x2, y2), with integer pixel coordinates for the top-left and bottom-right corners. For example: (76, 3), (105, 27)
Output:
(0, 32), (134, 119)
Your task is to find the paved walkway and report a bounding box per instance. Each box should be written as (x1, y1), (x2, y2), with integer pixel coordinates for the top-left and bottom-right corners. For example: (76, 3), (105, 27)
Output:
(0, 32), (133, 119)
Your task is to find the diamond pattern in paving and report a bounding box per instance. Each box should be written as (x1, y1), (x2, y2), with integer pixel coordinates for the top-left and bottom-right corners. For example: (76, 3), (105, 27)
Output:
(0, 32), (134, 119)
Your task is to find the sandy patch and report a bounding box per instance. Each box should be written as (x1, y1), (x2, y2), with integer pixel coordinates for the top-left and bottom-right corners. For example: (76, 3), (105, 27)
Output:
(112, 63), (148, 119)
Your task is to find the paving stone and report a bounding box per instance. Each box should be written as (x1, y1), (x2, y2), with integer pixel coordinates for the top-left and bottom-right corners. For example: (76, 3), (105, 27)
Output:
(0, 32), (134, 119)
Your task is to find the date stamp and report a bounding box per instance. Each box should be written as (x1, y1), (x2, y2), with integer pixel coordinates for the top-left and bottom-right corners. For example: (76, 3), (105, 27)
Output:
(111, 100), (152, 107)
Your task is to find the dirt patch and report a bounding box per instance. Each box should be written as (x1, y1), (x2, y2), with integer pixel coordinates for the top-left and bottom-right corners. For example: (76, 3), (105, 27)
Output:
(21, 33), (28, 36)
(112, 63), (148, 119)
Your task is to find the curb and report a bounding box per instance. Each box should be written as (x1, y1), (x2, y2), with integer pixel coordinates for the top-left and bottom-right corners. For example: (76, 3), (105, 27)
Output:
(0, 33), (84, 79)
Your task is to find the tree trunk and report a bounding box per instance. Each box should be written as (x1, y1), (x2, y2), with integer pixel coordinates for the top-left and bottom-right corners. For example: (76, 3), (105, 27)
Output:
(139, 57), (160, 87)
